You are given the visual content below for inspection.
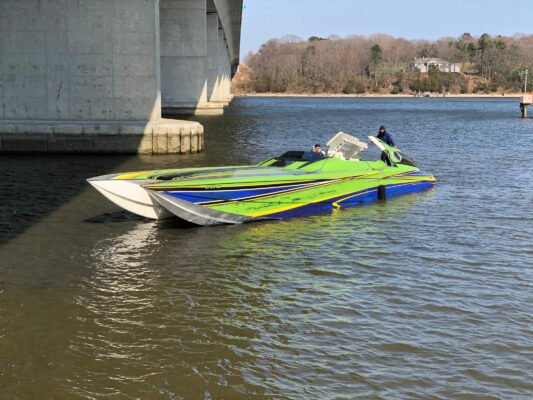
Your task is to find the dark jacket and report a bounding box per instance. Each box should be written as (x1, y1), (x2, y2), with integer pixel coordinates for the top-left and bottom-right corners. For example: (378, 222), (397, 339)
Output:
(377, 131), (395, 147)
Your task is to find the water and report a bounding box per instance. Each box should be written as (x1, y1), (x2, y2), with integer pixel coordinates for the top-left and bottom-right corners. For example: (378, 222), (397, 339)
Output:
(1, 98), (532, 399)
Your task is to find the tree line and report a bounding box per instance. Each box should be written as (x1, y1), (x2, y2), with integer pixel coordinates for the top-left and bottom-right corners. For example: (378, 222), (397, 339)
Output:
(243, 33), (533, 94)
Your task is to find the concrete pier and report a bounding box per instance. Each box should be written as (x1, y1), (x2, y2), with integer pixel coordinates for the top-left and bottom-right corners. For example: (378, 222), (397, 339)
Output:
(207, 12), (221, 103)
(160, 0), (219, 116)
(216, 28), (233, 104)
(160, 0), (240, 116)
(0, 119), (203, 154)
(0, 0), (242, 153)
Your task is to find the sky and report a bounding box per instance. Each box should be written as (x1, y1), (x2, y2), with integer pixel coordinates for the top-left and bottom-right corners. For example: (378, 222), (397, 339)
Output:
(240, 0), (533, 59)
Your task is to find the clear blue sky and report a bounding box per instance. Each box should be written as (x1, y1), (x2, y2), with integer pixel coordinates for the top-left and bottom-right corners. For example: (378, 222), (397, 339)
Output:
(240, 0), (533, 58)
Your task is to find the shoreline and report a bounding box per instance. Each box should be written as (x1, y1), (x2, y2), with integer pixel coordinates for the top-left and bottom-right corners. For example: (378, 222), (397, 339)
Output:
(234, 92), (523, 98)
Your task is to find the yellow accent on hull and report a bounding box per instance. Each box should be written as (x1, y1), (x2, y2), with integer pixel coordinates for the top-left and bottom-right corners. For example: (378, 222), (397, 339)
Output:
(143, 171), (383, 191)
(332, 188), (377, 209)
(212, 178), (353, 207)
(244, 178), (435, 217)
(112, 171), (155, 180)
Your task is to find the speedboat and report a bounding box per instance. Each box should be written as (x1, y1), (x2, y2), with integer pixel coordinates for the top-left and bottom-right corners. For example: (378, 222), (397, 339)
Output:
(88, 133), (435, 226)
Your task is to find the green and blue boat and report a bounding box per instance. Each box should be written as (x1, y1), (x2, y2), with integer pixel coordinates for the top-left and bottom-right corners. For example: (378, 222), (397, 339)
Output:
(88, 133), (435, 225)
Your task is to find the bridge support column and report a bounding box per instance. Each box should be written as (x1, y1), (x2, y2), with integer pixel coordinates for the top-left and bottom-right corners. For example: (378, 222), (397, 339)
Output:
(207, 12), (222, 103)
(160, 0), (223, 116)
(212, 28), (232, 106)
(0, 0), (203, 154)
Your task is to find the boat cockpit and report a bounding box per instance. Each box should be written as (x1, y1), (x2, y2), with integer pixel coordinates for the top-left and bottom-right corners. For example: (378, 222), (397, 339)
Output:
(259, 132), (418, 169)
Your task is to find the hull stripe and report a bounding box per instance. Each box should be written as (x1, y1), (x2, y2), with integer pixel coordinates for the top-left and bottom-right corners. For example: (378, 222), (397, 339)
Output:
(243, 179), (435, 217)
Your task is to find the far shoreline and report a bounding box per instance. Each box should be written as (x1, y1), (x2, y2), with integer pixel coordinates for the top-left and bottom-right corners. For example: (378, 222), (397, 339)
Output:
(235, 92), (523, 99)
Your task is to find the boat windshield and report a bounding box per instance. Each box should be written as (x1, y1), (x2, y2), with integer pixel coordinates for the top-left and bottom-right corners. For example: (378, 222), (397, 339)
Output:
(326, 132), (368, 160)
(260, 150), (326, 167)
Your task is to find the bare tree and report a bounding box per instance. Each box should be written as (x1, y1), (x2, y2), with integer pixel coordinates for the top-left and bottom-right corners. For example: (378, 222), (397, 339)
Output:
(246, 33), (533, 94)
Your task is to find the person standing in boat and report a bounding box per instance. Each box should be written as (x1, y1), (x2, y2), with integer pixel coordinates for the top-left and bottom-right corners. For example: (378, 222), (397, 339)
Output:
(377, 126), (397, 148)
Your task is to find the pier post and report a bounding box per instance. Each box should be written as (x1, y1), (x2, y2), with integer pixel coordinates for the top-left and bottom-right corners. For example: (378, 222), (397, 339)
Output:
(521, 70), (530, 119)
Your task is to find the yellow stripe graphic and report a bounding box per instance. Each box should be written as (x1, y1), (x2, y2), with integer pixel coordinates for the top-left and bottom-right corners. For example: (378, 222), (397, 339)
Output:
(245, 179), (435, 217)
(112, 171), (154, 180)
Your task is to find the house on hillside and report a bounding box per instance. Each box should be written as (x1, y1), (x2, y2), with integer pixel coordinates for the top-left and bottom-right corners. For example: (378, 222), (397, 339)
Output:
(409, 57), (460, 73)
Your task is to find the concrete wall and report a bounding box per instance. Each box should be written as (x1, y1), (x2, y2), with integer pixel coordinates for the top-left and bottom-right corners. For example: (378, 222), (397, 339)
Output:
(0, 0), (242, 152)
(213, 0), (242, 68)
(160, 0), (240, 115)
(0, 0), (161, 122)
(206, 12), (220, 101)
(160, 0), (208, 111)
(217, 29), (232, 101)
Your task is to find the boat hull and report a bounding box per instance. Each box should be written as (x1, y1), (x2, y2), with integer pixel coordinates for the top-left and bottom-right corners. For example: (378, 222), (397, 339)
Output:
(147, 191), (271, 225)
(87, 176), (173, 220)
(87, 135), (436, 226)
(146, 170), (435, 224)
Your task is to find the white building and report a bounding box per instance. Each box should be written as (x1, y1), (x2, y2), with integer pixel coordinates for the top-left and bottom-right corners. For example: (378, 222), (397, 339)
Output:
(409, 58), (461, 73)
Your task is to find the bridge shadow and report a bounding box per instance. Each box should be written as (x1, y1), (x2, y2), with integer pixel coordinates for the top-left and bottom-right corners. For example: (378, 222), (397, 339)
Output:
(83, 210), (198, 229)
(0, 154), (132, 247)
(82, 210), (147, 224)
(0, 142), (219, 248)
(0, 101), (253, 248)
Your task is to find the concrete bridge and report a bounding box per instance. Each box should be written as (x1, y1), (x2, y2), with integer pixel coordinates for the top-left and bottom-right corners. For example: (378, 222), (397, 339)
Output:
(0, 0), (242, 154)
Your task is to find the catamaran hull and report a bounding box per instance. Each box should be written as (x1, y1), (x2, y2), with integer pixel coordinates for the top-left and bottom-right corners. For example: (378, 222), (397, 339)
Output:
(87, 177), (173, 220)
(87, 134), (436, 226)
(147, 191), (270, 226)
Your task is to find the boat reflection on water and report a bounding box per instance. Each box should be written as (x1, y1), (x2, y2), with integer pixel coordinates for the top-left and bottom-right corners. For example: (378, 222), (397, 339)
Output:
(211, 186), (436, 262)
(68, 187), (434, 398)
(87, 184), (435, 280)
(188, 188), (437, 398)
(79, 221), (273, 397)
(88, 222), (162, 291)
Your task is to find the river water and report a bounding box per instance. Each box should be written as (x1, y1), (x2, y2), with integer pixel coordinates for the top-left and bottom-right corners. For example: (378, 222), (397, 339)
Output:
(1, 97), (532, 399)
